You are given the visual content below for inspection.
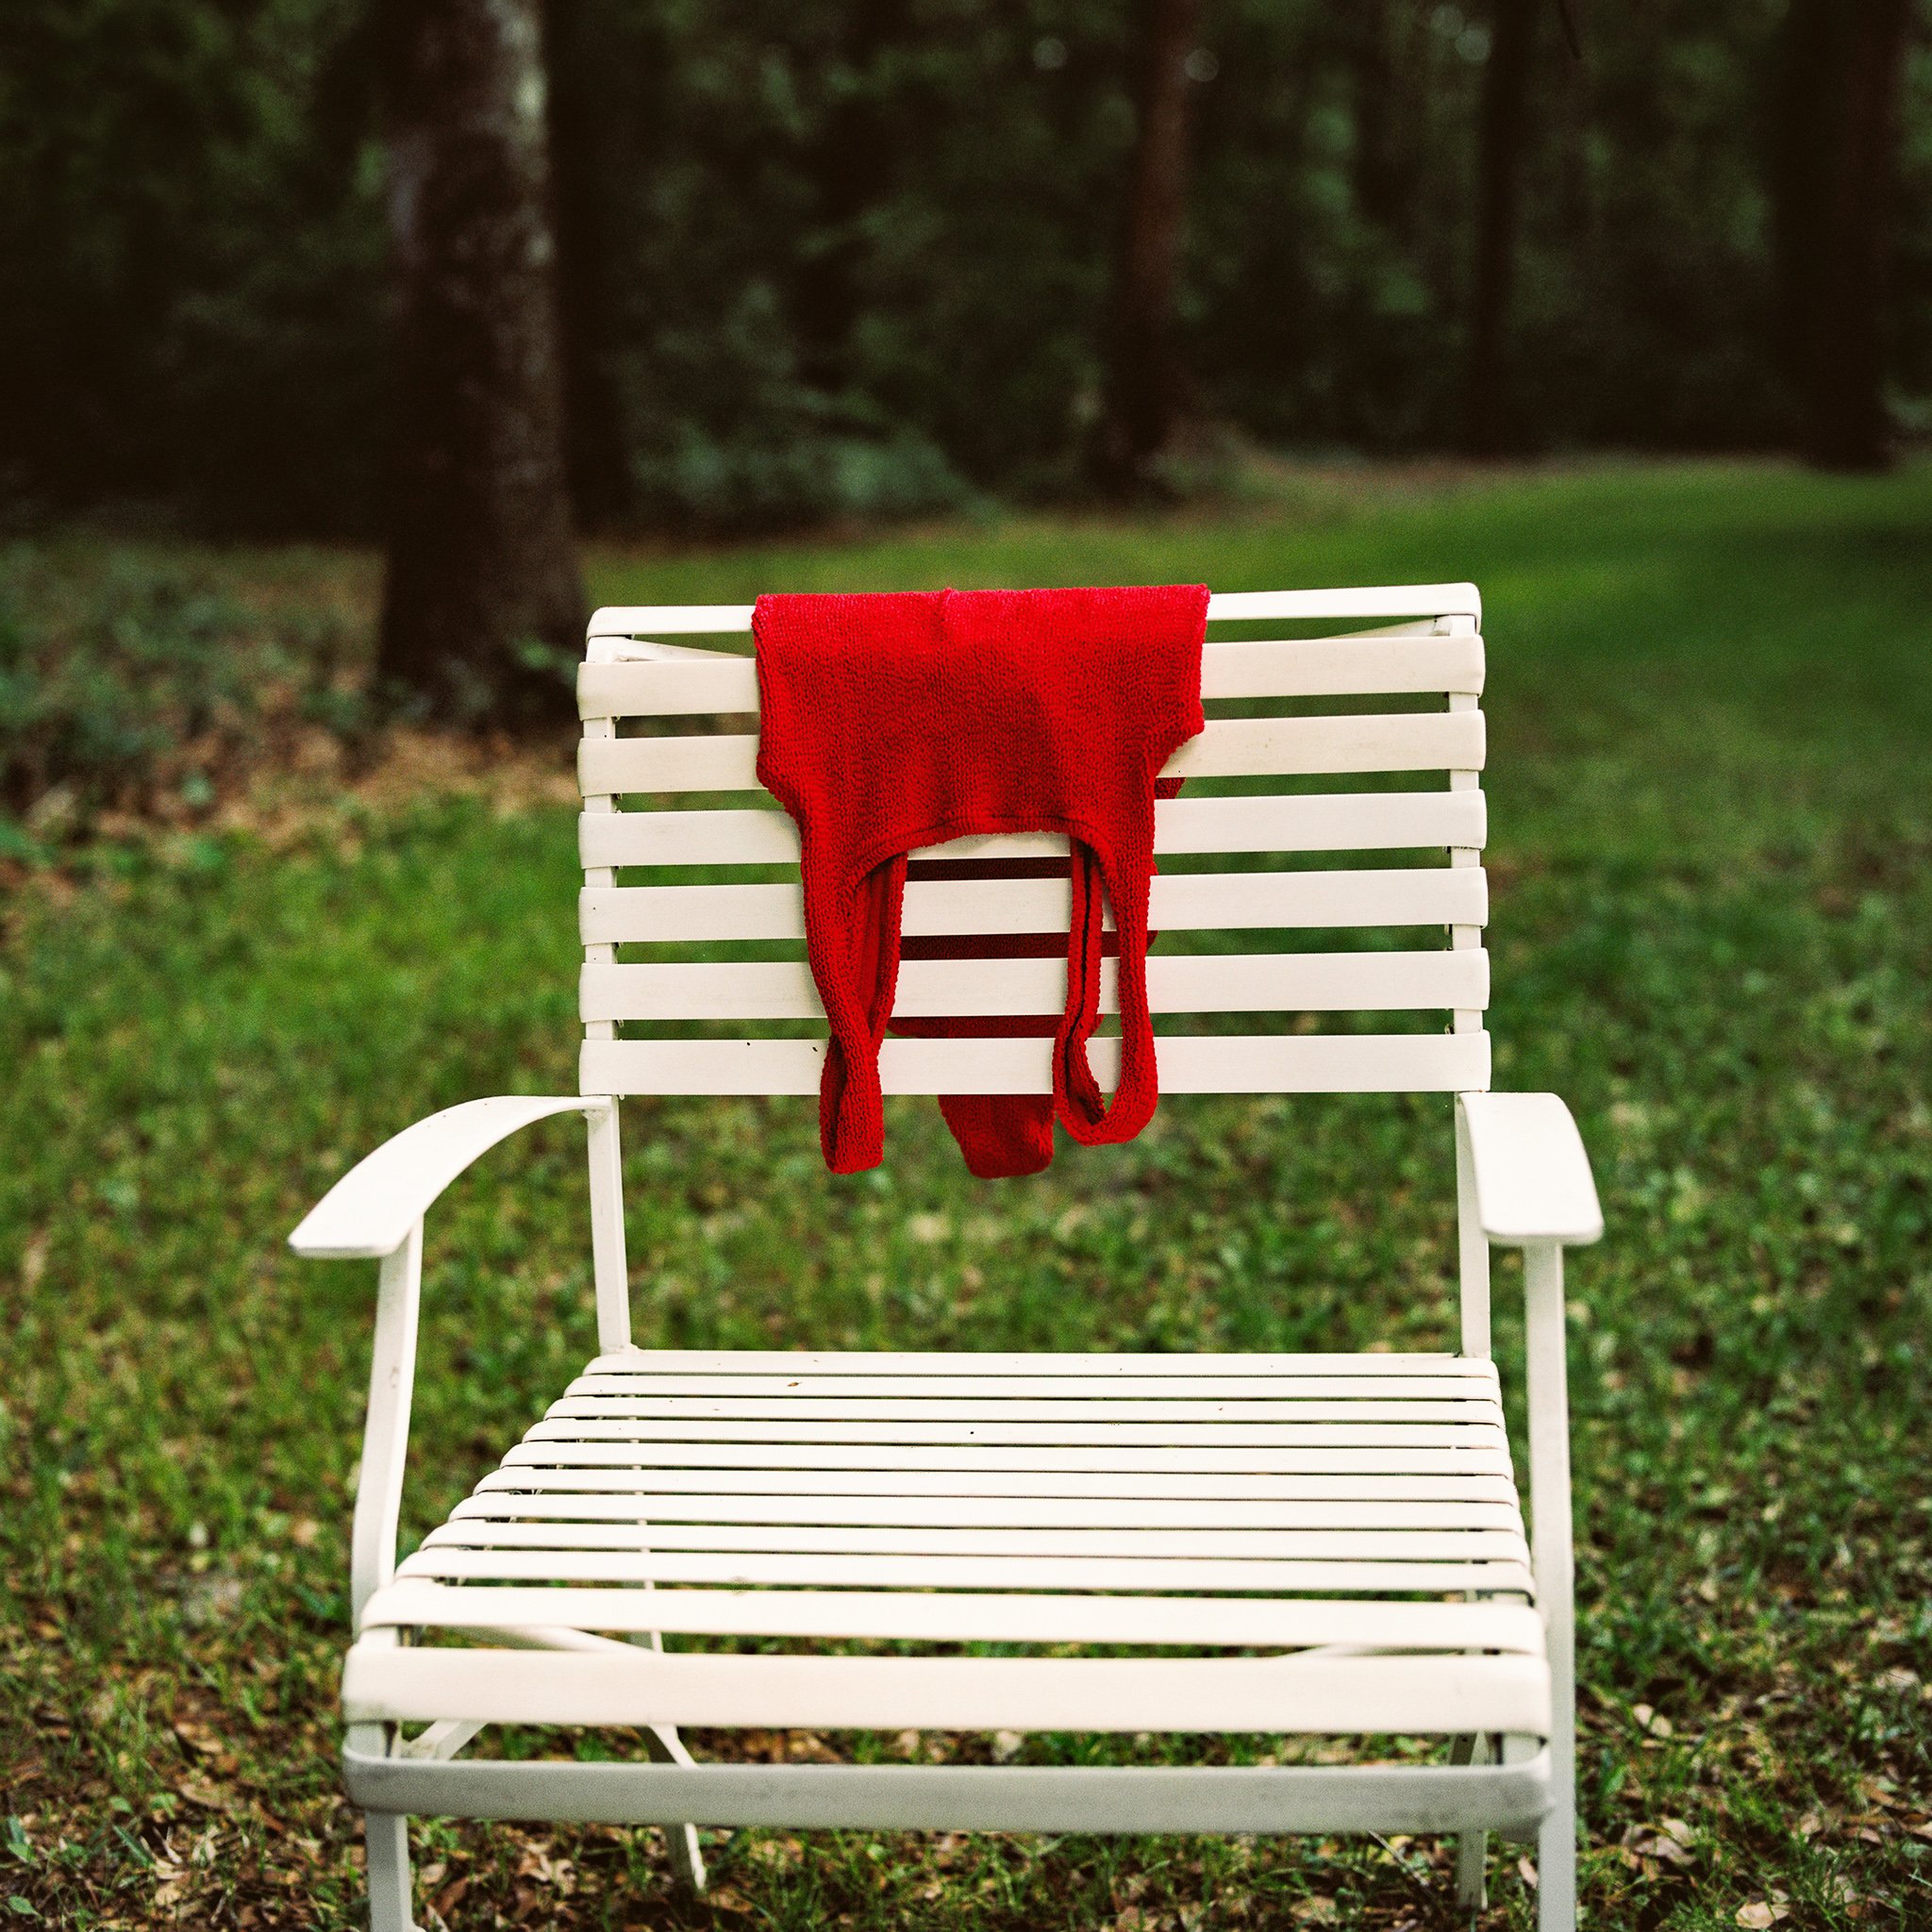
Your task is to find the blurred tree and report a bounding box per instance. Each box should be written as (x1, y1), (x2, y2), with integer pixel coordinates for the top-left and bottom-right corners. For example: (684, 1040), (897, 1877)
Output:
(793, 0), (912, 397)
(375, 0), (583, 721)
(2, 0), (1928, 532)
(1093, 0), (1208, 493)
(1461, 0), (1539, 455)
(543, 0), (635, 528)
(1772, 0), (1917, 471)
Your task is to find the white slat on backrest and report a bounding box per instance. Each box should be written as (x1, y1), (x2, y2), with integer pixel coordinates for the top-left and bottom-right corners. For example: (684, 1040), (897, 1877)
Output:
(584, 585), (1484, 635)
(575, 633), (1484, 718)
(581, 1032), (1491, 1097)
(578, 711), (1483, 796)
(575, 586), (1493, 1098)
(578, 791), (1488, 869)
(580, 949), (1490, 1022)
(578, 867), (1487, 944)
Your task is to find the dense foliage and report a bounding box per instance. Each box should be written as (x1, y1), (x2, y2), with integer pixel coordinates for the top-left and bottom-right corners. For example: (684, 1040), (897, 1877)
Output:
(3, 2), (1931, 533)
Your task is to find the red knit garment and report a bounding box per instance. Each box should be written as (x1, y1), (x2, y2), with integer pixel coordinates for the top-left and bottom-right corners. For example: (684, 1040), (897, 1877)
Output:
(753, 585), (1208, 1174)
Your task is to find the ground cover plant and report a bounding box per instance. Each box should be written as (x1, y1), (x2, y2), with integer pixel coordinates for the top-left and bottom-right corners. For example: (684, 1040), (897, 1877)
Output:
(2, 459), (1929, 1927)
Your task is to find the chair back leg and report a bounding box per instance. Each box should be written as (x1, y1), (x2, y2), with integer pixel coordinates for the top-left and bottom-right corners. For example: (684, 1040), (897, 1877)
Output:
(640, 1719), (708, 1890)
(1450, 1732), (1491, 1908)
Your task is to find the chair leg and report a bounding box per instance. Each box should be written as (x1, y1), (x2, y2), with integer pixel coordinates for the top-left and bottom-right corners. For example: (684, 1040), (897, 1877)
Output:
(1449, 1733), (1489, 1910)
(641, 1722), (707, 1891)
(1530, 1754), (1576, 1932)
(365, 1810), (413, 1932)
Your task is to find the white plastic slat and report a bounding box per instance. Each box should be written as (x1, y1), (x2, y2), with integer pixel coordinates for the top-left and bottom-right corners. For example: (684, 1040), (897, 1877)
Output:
(581, 1349), (1496, 1378)
(421, 1523), (1529, 1565)
(397, 1545), (1534, 1596)
(585, 586), (1483, 637)
(577, 790), (1488, 869)
(543, 1396), (1497, 1424)
(575, 634), (1484, 719)
(503, 1441), (1514, 1474)
(579, 1029), (1491, 1098)
(523, 1419), (1505, 1448)
(359, 1581), (1543, 1653)
(563, 1372), (1492, 1398)
(578, 711), (1484, 795)
(578, 865), (1486, 943)
(344, 1641), (1545, 1736)
(475, 1468), (1521, 1503)
(579, 948), (1489, 1023)
(451, 1492), (1520, 1531)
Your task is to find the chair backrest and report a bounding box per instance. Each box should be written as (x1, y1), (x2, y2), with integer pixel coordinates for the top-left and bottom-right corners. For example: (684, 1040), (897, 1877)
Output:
(575, 585), (1490, 1106)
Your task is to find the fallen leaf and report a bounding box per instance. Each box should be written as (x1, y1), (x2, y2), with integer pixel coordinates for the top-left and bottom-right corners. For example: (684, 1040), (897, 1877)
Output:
(1736, 1905), (1789, 1928)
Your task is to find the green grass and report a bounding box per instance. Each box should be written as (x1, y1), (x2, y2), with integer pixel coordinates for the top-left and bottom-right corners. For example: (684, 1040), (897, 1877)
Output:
(4, 459), (1930, 1928)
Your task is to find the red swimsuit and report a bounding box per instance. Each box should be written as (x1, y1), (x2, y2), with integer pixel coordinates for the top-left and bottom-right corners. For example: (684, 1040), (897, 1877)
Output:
(754, 585), (1208, 1175)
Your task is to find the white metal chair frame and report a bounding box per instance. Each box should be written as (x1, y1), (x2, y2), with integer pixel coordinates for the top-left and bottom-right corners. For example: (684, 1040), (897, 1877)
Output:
(291, 584), (1601, 1930)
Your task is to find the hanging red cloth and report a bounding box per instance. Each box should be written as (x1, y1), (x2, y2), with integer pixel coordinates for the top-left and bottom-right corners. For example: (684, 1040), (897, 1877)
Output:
(753, 584), (1207, 1174)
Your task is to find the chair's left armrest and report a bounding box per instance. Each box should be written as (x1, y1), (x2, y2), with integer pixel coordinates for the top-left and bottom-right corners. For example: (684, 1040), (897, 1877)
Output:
(289, 1095), (609, 1259)
(1457, 1091), (1603, 1248)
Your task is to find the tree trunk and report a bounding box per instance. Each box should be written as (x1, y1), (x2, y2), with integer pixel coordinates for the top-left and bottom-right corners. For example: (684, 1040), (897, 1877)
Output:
(794, 0), (909, 398)
(543, 0), (634, 529)
(1347, 3), (1404, 233)
(1460, 0), (1537, 457)
(1092, 0), (1207, 496)
(377, 0), (585, 724)
(1773, 0), (1913, 473)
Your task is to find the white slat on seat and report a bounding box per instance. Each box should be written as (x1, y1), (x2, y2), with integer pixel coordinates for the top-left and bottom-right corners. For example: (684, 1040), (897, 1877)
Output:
(577, 790), (1488, 868)
(541, 1396), (1497, 1423)
(579, 1030), (1491, 1098)
(344, 1643), (1547, 1737)
(579, 949), (1490, 1022)
(398, 1547), (1532, 1594)
(450, 1494), (1523, 1530)
(575, 633), (1484, 718)
(503, 1441), (1514, 1474)
(423, 1521), (1530, 1560)
(563, 1372), (1494, 1397)
(578, 711), (1484, 795)
(473, 1469), (1523, 1502)
(525, 1423), (1502, 1448)
(360, 1581), (1542, 1653)
(578, 866), (1487, 942)
(579, 1350), (1500, 1377)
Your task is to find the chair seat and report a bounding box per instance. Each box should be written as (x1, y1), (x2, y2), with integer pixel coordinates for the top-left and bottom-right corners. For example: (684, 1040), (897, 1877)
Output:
(346, 1350), (1549, 1740)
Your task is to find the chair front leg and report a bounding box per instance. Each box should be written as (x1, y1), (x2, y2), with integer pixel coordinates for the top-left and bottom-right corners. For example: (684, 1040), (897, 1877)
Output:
(365, 1808), (412, 1932)
(1524, 1241), (1577, 1931)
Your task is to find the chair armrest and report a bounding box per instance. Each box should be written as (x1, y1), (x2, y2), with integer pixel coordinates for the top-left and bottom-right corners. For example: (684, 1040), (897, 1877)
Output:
(289, 1096), (608, 1259)
(1457, 1092), (1603, 1247)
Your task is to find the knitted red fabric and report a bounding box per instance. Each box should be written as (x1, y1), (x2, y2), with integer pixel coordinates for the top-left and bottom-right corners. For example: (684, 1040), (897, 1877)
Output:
(753, 585), (1208, 1174)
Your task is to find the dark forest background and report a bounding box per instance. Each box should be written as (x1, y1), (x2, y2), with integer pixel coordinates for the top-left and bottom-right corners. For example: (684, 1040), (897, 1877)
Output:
(6, 0), (1930, 548)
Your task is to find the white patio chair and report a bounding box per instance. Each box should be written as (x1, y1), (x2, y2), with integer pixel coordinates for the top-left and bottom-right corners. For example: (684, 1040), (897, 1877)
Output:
(291, 583), (1601, 1930)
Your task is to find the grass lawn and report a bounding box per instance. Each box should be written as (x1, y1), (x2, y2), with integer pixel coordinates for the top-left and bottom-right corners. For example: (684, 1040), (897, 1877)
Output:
(3, 459), (1930, 1927)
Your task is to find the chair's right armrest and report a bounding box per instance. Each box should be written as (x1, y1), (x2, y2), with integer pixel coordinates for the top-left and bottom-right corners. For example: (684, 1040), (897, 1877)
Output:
(1457, 1092), (1604, 1248)
(289, 1096), (608, 1259)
